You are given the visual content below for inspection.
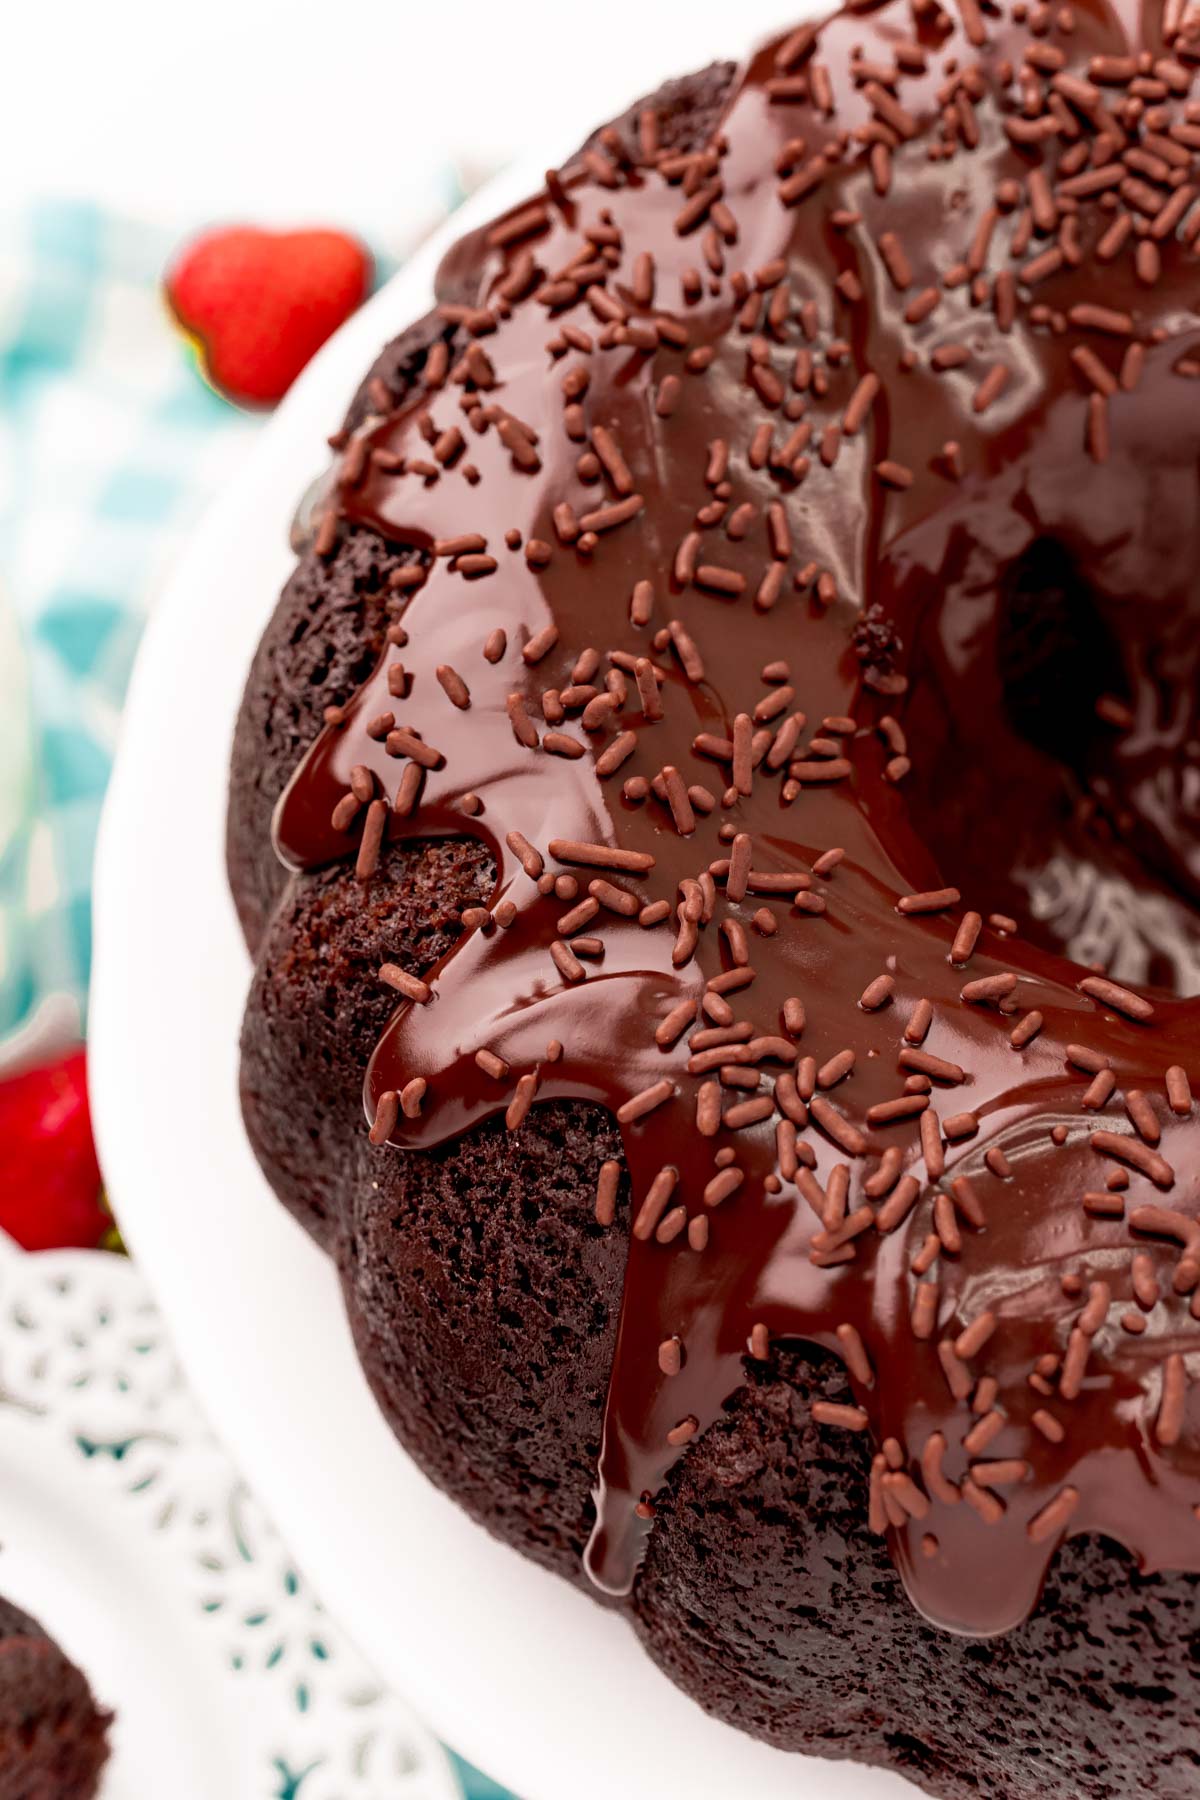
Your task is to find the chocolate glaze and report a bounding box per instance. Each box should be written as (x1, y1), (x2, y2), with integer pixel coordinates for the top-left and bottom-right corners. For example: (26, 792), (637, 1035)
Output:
(273, 0), (1200, 1635)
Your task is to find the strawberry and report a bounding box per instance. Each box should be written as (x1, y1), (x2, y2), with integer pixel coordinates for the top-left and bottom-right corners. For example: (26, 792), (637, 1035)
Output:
(0, 1049), (113, 1251)
(165, 225), (372, 408)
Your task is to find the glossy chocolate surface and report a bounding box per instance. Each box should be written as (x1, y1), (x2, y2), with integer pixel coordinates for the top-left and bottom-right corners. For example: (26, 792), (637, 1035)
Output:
(274, 0), (1200, 1634)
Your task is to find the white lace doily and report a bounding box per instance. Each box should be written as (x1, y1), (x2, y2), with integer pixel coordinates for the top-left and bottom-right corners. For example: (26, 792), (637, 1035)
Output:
(0, 1231), (459, 1800)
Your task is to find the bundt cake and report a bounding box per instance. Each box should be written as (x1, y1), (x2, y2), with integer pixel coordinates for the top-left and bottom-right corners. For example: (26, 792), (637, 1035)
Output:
(229, 1), (1200, 1791)
(0, 1596), (110, 1798)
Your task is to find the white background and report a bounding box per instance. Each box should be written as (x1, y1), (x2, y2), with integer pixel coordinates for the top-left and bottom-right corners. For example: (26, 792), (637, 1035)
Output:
(5, 0), (797, 242)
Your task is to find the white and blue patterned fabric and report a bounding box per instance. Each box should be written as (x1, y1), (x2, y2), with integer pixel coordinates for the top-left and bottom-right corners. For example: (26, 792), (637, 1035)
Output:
(0, 201), (257, 1037)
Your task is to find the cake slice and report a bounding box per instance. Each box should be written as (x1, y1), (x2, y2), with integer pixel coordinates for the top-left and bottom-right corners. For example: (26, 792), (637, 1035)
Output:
(0, 1596), (111, 1799)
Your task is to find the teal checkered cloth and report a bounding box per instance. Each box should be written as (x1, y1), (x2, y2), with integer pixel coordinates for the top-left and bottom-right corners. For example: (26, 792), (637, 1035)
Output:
(0, 201), (257, 1038)
(0, 197), (514, 1800)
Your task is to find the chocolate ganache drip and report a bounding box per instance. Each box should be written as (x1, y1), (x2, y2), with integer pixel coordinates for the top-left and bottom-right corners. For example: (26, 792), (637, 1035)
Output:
(273, 0), (1200, 1635)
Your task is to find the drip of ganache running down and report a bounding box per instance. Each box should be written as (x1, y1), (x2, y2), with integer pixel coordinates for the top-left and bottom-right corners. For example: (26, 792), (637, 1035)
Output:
(273, 0), (1200, 1637)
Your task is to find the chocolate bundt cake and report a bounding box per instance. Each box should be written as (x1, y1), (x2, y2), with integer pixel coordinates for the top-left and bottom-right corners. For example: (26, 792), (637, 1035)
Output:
(230, 1), (1200, 1791)
(0, 1597), (110, 1798)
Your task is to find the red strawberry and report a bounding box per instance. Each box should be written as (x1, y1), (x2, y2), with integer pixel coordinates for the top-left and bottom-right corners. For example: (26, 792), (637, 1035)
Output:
(0, 1049), (112, 1251)
(165, 225), (372, 408)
